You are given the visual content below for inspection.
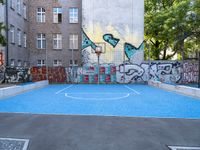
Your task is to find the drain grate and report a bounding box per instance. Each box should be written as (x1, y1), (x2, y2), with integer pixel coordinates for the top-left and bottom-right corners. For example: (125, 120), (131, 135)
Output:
(0, 138), (29, 150)
(168, 146), (200, 150)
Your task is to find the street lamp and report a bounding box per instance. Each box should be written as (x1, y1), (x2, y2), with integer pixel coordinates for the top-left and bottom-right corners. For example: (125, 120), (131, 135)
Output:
(95, 46), (102, 84)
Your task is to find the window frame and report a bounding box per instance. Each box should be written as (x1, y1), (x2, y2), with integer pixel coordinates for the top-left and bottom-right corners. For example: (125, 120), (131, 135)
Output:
(17, 29), (21, 46)
(10, 25), (15, 44)
(23, 3), (27, 19)
(69, 34), (79, 50)
(16, 0), (21, 15)
(53, 33), (62, 50)
(37, 7), (46, 23)
(69, 8), (79, 24)
(53, 7), (62, 23)
(37, 33), (46, 49)
(37, 59), (45, 66)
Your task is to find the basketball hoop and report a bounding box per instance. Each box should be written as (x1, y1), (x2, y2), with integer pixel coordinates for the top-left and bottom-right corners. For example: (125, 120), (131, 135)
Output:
(95, 46), (102, 56)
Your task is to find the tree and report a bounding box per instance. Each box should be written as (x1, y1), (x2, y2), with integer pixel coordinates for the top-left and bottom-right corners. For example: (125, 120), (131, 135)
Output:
(145, 0), (200, 60)
(0, 0), (6, 47)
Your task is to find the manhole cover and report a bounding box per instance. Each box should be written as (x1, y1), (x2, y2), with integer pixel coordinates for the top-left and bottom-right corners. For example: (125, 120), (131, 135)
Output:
(168, 146), (200, 150)
(0, 138), (29, 150)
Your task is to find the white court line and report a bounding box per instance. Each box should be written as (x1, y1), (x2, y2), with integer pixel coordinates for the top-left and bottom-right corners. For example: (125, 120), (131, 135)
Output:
(65, 93), (130, 100)
(55, 85), (73, 95)
(168, 146), (200, 150)
(0, 138), (29, 150)
(124, 85), (140, 95)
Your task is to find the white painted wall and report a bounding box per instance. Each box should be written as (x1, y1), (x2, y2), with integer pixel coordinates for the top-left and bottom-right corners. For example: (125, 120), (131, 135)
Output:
(82, 0), (144, 65)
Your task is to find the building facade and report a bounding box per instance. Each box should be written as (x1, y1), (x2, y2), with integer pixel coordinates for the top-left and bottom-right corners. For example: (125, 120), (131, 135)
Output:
(28, 0), (82, 67)
(2, 0), (82, 68)
(7, 0), (29, 67)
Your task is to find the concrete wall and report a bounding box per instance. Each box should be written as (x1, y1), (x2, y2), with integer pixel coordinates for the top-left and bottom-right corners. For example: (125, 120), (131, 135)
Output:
(149, 80), (200, 99)
(82, 0), (144, 65)
(0, 80), (49, 99)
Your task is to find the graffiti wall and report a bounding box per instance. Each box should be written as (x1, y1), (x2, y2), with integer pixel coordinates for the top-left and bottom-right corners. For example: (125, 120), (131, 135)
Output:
(4, 67), (31, 83)
(77, 65), (116, 84)
(116, 61), (182, 83)
(82, 0), (144, 65)
(182, 61), (199, 83)
(31, 67), (67, 83)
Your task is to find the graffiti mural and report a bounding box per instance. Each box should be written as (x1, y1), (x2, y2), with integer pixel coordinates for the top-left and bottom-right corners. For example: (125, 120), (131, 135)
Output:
(82, 0), (144, 65)
(124, 42), (144, 60)
(103, 34), (120, 48)
(183, 61), (199, 83)
(4, 67), (31, 83)
(31, 67), (67, 83)
(0, 65), (5, 83)
(116, 61), (182, 84)
(82, 30), (97, 50)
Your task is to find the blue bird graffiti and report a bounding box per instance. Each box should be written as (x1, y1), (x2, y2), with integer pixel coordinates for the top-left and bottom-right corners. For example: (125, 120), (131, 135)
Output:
(82, 30), (97, 50)
(103, 34), (120, 48)
(124, 42), (144, 60)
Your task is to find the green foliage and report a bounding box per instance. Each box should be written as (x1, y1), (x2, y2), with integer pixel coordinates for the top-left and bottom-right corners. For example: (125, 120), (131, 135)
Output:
(145, 0), (200, 60)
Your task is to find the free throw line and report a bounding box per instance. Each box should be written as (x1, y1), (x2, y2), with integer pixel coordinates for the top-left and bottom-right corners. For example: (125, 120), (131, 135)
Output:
(124, 85), (140, 95)
(55, 85), (73, 95)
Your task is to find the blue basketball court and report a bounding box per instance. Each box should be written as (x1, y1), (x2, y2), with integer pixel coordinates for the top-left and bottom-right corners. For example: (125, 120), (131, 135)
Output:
(0, 84), (200, 119)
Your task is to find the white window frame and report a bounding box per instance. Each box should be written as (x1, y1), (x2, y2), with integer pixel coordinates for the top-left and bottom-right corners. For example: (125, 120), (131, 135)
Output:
(10, 59), (15, 67)
(23, 3), (27, 19)
(37, 33), (46, 49)
(53, 60), (62, 67)
(37, 8), (45, 23)
(10, 0), (15, 9)
(53, 34), (62, 49)
(69, 34), (78, 49)
(69, 8), (78, 23)
(69, 59), (78, 66)
(37, 60), (45, 66)
(53, 7), (62, 23)
(17, 0), (21, 14)
(24, 33), (27, 48)
(18, 60), (22, 67)
(10, 25), (15, 44)
(17, 29), (21, 46)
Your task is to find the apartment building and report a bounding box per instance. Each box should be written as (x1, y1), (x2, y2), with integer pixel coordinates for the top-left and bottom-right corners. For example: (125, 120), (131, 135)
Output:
(7, 0), (29, 67)
(2, 0), (82, 67)
(28, 0), (82, 67)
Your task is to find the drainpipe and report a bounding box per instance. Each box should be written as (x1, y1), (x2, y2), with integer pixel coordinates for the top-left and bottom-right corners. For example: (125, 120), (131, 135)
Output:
(5, 0), (9, 66)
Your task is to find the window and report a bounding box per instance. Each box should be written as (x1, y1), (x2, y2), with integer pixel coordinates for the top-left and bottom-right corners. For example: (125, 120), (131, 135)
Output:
(10, 59), (15, 67)
(24, 61), (28, 67)
(70, 59), (78, 66)
(24, 33), (27, 48)
(53, 34), (62, 49)
(53, 8), (62, 23)
(69, 34), (78, 49)
(23, 4), (27, 19)
(37, 60), (45, 66)
(37, 8), (45, 23)
(53, 60), (62, 66)
(17, 29), (21, 46)
(10, 0), (15, 9)
(18, 60), (22, 66)
(10, 25), (15, 44)
(69, 8), (78, 23)
(17, 0), (21, 14)
(37, 33), (46, 49)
